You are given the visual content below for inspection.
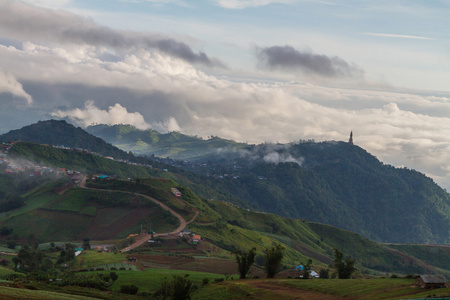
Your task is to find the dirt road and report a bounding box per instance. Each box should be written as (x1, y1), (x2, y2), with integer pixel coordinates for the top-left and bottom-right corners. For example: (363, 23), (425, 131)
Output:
(79, 176), (199, 252)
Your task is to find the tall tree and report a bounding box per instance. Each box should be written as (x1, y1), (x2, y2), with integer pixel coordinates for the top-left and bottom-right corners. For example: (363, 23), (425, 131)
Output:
(82, 238), (91, 250)
(333, 248), (356, 279)
(264, 244), (284, 278)
(234, 247), (256, 279)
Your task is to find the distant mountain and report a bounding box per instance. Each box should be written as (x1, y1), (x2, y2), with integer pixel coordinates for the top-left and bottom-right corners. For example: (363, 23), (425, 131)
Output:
(0, 120), (135, 162)
(85, 124), (247, 159)
(189, 141), (450, 244)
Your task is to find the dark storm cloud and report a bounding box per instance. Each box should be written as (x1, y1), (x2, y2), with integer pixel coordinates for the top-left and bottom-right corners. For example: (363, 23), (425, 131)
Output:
(0, 1), (224, 67)
(256, 45), (363, 78)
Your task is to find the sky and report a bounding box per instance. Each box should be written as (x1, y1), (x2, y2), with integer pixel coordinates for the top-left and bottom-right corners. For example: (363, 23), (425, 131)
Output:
(1, 0), (450, 189)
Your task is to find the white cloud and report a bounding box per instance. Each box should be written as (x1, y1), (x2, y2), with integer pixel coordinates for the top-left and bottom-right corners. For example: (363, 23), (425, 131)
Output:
(365, 33), (434, 40)
(51, 101), (151, 130)
(0, 69), (32, 104)
(214, 0), (292, 9)
(51, 101), (181, 133)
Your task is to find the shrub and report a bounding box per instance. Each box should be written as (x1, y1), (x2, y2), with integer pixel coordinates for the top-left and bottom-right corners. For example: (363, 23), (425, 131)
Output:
(120, 284), (139, 295)
(319, 269), (329, 279)
(172, 275), (194, 300)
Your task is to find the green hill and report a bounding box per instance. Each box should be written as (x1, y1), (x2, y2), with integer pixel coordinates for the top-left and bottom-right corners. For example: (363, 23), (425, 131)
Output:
(188, 141), (450, 245)
(0, 120), (136, 162)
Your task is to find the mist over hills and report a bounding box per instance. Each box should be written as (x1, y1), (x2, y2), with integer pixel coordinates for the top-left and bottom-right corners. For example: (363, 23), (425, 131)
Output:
(1, 120), (450, 245)
(85, 123), (247, 160)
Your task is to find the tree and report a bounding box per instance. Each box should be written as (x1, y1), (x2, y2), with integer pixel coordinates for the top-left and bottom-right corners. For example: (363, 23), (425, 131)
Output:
(172, 275), (194, 300)
(64, 243), (76, 261)
(6, 240), (16, 250)
(110, 271), (118, 284)
(15, 245), (47, 273)
(82, 238), (91, 250)
(319, 269), (329, 279)
(333, 248), (356, 279)
(264, 244), (284, 278)
(302, 259), (312, 279)
(0, 226), (13, 236)
(234, 247), (256, 279)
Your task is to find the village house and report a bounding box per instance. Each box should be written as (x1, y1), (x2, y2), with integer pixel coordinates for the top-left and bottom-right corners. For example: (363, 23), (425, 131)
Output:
(191, 234), (201, 245)
(416, 275), (447, 289)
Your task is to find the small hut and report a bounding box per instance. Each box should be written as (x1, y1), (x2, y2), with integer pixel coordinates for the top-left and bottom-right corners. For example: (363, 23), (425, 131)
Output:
(416, 275), (447, 289)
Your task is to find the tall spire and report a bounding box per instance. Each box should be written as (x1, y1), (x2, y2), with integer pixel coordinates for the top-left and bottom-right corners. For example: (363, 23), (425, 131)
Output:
(348, 131), (353, 145)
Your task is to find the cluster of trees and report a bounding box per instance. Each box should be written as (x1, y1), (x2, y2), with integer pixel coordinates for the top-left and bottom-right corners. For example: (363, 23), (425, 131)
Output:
(235, 246), (356, 280)
(234, 244), (285, 279)
(11, 242), (77, 275)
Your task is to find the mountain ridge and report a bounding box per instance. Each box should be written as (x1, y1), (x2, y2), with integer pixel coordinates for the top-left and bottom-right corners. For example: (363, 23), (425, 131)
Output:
(1, 120), (449, 245)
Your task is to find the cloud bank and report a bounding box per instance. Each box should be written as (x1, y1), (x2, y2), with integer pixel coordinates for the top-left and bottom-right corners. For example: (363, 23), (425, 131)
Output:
(0, 0), (224, 67)
(256, 45), (363, 78)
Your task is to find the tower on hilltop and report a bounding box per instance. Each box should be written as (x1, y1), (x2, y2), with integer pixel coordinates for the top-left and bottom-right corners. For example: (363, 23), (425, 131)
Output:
(348, 131), (353, 145)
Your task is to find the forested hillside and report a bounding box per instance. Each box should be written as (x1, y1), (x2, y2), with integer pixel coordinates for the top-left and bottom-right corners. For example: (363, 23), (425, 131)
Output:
(187, 141), (450, 244)
(0, 120), (135, 162)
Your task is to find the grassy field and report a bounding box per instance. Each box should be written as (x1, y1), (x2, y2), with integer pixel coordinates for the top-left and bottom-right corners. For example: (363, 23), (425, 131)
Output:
(46, 189), (91, 213)
(106, 268), (230, 294)
(277, 278), (450, 299)
(76, 251), (128, 270)
(0, 286), (99, 300)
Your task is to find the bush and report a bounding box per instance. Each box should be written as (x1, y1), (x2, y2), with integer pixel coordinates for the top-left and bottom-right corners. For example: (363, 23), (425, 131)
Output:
(120, 284), (139, 295)
(202, 278), (210, 285)
(154, 275), (195, 300)
(319, 269), (329, 279)
(172, 275), (194, 300)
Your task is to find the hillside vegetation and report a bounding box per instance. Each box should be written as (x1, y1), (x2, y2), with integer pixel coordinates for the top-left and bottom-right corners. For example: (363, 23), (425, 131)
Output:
(187, 141), (450, 244)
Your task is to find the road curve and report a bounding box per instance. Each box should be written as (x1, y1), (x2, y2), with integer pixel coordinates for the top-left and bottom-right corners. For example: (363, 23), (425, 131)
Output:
(79, 176), (198, 252)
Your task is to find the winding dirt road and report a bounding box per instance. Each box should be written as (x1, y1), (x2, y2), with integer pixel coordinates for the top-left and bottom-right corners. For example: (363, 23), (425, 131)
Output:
(79, 176), (199, 252)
